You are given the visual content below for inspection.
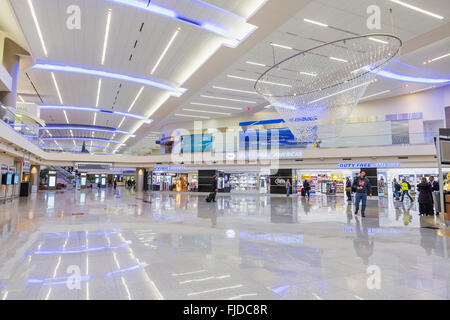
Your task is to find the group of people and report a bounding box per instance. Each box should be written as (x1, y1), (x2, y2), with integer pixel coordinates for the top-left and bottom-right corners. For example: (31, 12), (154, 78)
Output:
(415, 176), (439, 216)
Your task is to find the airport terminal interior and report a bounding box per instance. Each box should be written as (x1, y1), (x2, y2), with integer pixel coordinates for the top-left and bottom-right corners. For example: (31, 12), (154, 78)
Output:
(0, 0), (450, 301)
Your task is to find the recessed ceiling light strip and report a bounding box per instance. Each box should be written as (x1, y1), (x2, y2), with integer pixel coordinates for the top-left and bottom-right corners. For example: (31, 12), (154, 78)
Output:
(303, 18), (328, 27)
(212, 86), (258, 95)
(190, 102), (242, 110)
(128, 86), (144, 112)
(389, 0), (443, 20)
(310, 80), (374, 104)
(27, 0), (48, 56)
(151, 27), (181, 75)
(270, 43), (292, 50)
(175, 113), (210, 119)
(424, 52), (450, 64)
(360, 90), (391, 100)
(182, 108), (230, 115)
(101, 9), (112, 65)
(51, 72), (63, 104)
(227, 75), (292, 87)
(246, 61), (266, 67)
(200, 95), (255, 104)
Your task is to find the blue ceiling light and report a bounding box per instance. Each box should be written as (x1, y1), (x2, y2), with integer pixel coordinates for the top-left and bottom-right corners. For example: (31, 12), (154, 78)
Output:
(43, 144), (117, 150)
(375, 69), (450, 84)
(32, 60), (186, 96)
(40, 126), (135, 136)
(39, 105), (152, 122)
(41, 137), (123, 144)
(104, 0), (254, 47)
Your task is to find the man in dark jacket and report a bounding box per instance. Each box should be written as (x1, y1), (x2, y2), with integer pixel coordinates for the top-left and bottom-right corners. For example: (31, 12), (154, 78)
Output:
(211, 175), (218, 203)
(345, 177), (352, 201)
(351, 171), (372, 217)
(302, 180), (311, 198)
(429, 176), (439, 192)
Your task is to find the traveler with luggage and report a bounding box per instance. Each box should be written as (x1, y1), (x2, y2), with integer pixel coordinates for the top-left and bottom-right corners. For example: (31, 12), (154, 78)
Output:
(206, 175), (218, 203)
(400, 178), (413, 202)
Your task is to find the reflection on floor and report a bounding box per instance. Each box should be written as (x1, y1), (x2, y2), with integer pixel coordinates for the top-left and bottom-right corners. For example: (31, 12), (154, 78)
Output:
(0, 189), (448, 300)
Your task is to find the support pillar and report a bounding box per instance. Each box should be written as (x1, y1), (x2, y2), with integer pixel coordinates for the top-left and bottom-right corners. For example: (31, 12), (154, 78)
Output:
(136, 168), (146, 192)
(30, 165), (40, 192)
(0, 38), (25, 117)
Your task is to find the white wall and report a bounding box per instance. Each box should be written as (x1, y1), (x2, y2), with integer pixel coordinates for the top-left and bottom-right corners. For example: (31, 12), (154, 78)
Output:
(352, 85), (449, 121)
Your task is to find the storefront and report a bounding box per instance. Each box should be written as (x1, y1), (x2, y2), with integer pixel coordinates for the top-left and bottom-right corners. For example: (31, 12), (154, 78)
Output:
(151, 166), (199, 192)
(224, 171), (270, 194)
(295, 169), (355, 195)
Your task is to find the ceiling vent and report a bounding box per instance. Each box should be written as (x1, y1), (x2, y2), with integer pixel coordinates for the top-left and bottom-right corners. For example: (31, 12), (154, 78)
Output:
(398, 156), (409, 159)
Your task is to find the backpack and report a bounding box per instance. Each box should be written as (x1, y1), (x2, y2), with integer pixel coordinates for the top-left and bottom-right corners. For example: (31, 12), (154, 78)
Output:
(406, 182), (411, 190)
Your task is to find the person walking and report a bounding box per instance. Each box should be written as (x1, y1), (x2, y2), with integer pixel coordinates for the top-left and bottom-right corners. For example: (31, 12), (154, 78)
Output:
(417, 177), (433, 216)
(285, 179), (291, 197)
(211, 175), (218, 203)
(351, 171), (372, 217)
(113, 179), (117, 190)
(302, 180), (311, 198)
(429, 176), (440, 215)
(400, 178), (413, 202)
(393, 178), (401, 200)
(345, 177), (352, 201)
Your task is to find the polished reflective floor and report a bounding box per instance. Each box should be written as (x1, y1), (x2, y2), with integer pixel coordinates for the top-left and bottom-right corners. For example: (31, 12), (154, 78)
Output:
(0, 189), (449, 300)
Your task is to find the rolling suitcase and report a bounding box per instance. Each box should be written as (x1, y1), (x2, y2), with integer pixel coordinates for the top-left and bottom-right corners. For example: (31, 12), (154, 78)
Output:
(301, 188), (306, 197)
(206, 192), (214, 202)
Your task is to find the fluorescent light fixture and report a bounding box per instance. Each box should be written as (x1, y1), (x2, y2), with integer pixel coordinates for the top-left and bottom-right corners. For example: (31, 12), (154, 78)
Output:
(300, 72), (317, 77)
(93, 113), (97, 126)
(310, 80), (373, 104)
(151, 27), (180, 74)
(200, 95), (255, 104)
(389, 0), (443, 20)
(330, 57), (348, 63)
(246, 61), (266, 67)
(95, 79), (102, 107)
(227, 75), (292, 87)
(41, 126), (135, 136)
(424, 52), (450, 64)
(182, 108), (231, 115)
(270, 43), (292, 50)
(101, 9), (112, 65)
(190, 102), (242, 110)
(212, 86), (258, 95)
(18, 95), (25, 102)
(39, 105), (152, 122)
(32, 61), (186, 96)
(410, 86), (436, 94)
(264, 104), (272, 108)
(369, 37), (388, 44)
(360, 90), (391, 100)
(303, 18), (328, 27)
(42, 137), (123, 143)
(27, 0), (48, 56)
(63, 110), (70, 124)
(44, 144), (117, 150)
(118, 116), (126, 128)
(51, 72), (63, 104)
(175, 113), (210, 119)
(128, 86), (144, 112)
(373, 69), (450, 84)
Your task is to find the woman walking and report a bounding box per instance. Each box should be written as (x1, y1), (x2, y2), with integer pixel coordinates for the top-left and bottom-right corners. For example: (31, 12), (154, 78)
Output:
(417, 177), (433, 216)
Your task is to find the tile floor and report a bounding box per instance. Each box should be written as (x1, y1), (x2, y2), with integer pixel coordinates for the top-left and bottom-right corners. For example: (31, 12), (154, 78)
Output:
(0, 188), (448, 300)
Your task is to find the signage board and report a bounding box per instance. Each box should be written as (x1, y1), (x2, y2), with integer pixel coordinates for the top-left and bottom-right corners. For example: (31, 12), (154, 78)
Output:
(338, 162), (401, 169)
